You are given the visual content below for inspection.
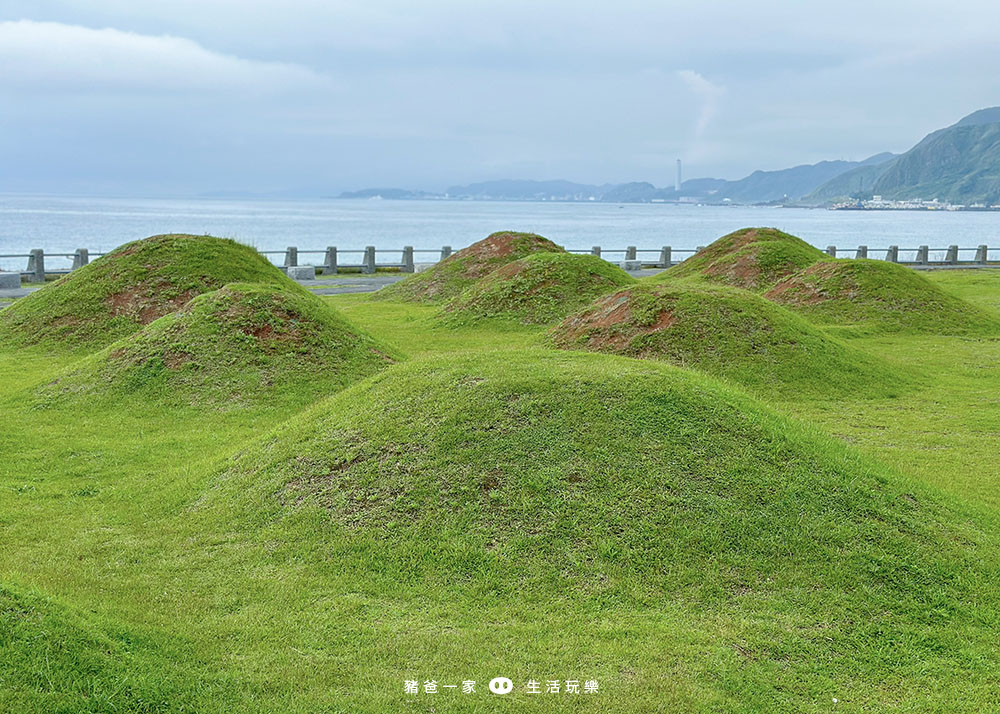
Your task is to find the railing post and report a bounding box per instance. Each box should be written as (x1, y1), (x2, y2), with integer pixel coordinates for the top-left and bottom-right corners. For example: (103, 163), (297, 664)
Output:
(659, 246), (671, 268)
(976, 245), (988, 264)
(402, 246), (414, 273)
(322, 246), (337, 274)
(591, 246), (601, 257)
(284, 246), (298, 267)
(916, 245), (929, 265)
(825, 245), (837, 257)
(363, 246), (376, 274)
(946, 245), (958, 264)
(27, 249), (45, 283)
(72, 248), (89, 270)
(625, 246), (637, 261)
(856, 245), (867, 259)
(441, 246), (452, 261)
(886, 245), (898, 263)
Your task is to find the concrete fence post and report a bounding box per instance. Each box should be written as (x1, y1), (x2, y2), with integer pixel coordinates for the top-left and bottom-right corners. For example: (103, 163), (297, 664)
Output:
(946, 245), (959, 264)
(886, 245), (898, 263)
(27, 249), (45, 283)
(284, 246), (298, 267)
(916, 245), (929, 264)
(591, 246), (601, 257)
(402, 246), (414, 273)
(856, 245), (868, 259)
(659, 246), (672, 268)
(625, 246), (637, 261)
(825, 245), (837, 257)
(976, 245), (989, 264)
(72, 248), (89, 270)
(322, 246), (338, 274)
(441, 246), (452, 261)
(363, 246), (376, 274)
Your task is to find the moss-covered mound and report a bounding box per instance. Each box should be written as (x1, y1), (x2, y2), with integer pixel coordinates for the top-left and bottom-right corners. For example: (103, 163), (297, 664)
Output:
(549, 282), (902, 396)
(209, 352), (988, 681)
(658, 227), (829, 291)
(0, 583), (246, 711)
(38, 283), (398, 407)
(374, 230), (565, 303)
(441, 252), (635, 325)
(0, 234), (295, 349)
(765, 259), (1000, 334)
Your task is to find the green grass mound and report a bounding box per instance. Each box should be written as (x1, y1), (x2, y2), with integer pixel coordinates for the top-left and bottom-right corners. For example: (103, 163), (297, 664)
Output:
(38, 283), (398, 407)
(374, 230), (565, 303)
(0, 234), (296, 350)
(441, 252), (636, 325)
(210, 352), (994, 690)
(765, 259), (1000, 334)
(549, 282), (903, 396)
(0, 583), (246, 712)
(659, 227), (829, 291)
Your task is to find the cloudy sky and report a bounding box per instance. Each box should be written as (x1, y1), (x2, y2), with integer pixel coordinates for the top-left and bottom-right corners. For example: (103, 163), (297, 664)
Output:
(1, 1), (999, 195)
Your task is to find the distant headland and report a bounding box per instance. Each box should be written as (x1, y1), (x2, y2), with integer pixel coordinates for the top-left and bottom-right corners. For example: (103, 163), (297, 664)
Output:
(339, 108), (1000, 210)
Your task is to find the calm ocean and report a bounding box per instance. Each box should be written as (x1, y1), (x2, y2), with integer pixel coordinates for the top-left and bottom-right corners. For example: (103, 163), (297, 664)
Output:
(2, 194), (999, 270)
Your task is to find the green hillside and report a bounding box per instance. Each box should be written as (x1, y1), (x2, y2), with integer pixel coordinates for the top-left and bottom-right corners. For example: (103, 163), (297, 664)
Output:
(806, 107), (1000, 204)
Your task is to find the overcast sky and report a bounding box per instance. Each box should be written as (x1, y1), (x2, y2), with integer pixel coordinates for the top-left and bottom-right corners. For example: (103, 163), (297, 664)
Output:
(1, 1), (999, 195)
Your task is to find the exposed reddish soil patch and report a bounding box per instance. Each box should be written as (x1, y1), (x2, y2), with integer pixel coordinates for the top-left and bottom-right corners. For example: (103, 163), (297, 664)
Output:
(765, 262), (847, 306)
(106, 287), (198, 324)
(450, 232), (562, 280)
(552, 289), (677, 352)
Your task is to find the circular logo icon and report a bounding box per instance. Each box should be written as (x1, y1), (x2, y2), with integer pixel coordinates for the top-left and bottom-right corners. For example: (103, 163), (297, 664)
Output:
(489, 677), (514, 695)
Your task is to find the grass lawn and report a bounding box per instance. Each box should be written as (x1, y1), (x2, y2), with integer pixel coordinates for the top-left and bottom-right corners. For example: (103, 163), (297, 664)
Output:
(2, 269), (1000, 712)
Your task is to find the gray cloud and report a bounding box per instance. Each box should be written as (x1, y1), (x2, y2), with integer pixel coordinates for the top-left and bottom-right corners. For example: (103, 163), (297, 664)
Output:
(1, 1), (999, 194)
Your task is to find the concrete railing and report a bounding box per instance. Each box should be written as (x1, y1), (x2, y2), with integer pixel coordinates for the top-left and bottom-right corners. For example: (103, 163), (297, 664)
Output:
(3, 244), (1000, 283)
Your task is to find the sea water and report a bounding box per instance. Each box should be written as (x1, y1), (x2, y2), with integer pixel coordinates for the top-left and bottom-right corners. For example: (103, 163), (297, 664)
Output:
(2, 194), (999, 270)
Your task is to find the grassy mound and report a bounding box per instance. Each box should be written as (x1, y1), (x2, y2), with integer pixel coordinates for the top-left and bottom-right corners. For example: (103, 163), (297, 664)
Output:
(659, 227), (829, 291)
(549, 282), (903, 396)
(38, 283), (398, 407)
(210, 352), (992, 696)
(441, 252), (635, 325)
(374, 230), (565, 303)
(0, 234), (295, 350)
(0, 583), (245, 712)
(765, 259), (1000, 334)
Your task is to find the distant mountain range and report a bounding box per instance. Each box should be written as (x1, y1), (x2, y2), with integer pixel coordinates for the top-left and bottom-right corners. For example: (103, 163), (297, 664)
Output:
(338, 107), (1000, 206)
(806, 107), (1000, 206)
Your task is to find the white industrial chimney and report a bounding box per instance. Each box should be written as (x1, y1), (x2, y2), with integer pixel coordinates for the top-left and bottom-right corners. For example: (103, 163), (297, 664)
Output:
(675, 159), (682, 193)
